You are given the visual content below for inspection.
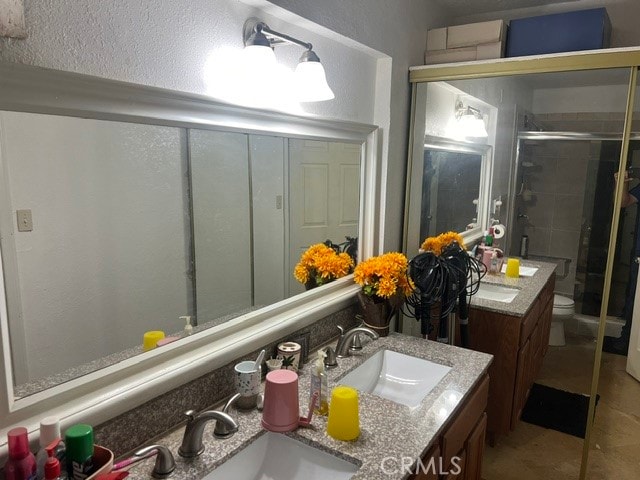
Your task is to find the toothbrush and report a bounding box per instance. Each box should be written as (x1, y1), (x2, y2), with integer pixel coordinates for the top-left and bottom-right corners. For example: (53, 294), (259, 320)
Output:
(254, 349), (266, 370)
(113, 449), (158, 470)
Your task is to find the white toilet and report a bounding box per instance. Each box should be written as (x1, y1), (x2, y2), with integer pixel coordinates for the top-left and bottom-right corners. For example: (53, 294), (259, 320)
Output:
(550, 294), (575, 346)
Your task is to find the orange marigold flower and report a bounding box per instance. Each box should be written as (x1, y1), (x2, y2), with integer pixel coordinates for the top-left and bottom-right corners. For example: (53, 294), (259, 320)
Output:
(294, 243), (354, 286)
(353, 252), (411, 299)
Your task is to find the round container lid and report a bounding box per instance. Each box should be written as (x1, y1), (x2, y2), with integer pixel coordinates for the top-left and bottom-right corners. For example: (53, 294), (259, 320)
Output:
(40, 416), (61, 447)
(553, 294), (575, 307)
(65, 424), (94, 462)
(7, 427), (30, 459)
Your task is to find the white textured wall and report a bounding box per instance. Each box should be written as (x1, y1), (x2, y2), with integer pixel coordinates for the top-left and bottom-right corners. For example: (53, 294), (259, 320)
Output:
(0, 0), (378, 123)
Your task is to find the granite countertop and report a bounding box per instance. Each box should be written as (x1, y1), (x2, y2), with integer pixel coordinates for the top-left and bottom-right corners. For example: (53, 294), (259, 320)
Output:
(467, 259), (557, 317)
(123, 333), (492, 480)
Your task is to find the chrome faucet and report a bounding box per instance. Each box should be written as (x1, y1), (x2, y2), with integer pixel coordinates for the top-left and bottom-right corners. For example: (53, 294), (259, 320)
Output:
(178, 409), (239, 458)
(335, 326), (379, 358)
(133, 445), (175, 479)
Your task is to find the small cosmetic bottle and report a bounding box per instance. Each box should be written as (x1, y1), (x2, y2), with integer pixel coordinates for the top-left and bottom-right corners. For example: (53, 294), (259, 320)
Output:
(4, 427), (37, 480)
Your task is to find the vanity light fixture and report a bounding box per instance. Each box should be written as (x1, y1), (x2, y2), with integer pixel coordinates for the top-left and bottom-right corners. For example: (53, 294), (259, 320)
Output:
(243, 18), (335, 102)
(455, 101), (488, 138)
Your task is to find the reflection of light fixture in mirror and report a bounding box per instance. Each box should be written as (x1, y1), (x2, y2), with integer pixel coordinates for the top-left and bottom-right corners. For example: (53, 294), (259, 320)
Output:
(243, 18), (335, 102)
(455, 101), (488, 138)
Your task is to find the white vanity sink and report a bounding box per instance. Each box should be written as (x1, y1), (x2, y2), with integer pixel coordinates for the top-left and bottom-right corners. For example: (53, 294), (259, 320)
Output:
(474, 283), (519, 303)
(203, 432), (358, 480)
(339, 349), (452, 408)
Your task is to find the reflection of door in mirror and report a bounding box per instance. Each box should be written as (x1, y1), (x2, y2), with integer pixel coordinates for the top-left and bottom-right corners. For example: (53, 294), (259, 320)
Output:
(0, 114), (361, 392)
(288, 139), (360, 296)
(420, 149), (482, 239)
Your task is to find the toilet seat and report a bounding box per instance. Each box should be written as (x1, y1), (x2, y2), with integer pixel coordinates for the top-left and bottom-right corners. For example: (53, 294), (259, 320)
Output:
(552, 294), (575, 317)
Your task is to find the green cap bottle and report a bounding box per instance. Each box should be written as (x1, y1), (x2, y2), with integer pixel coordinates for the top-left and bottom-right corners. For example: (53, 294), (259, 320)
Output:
(65, 424), (94, 479)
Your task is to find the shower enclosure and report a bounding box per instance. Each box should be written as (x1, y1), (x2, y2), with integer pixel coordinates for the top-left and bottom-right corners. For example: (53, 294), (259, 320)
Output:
(509, 129), (640, 323)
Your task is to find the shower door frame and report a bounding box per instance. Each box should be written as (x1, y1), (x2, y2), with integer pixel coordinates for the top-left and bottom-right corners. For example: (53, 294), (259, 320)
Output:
(408, 47), (640, 480)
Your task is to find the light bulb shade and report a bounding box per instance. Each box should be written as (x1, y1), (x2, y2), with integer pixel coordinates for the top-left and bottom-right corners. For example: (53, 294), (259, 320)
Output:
(458, 113), (488, 138)
(242, 44), (277, 70)
(294, 60), (335, 102)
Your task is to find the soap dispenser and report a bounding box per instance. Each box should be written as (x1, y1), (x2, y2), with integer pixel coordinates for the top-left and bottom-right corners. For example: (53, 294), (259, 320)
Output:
(180, 316), (193, 336)
(44, 440), (64, 480)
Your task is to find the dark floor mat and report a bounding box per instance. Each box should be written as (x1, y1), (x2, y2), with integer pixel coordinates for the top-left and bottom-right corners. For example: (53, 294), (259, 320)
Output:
(520, 383), (600, 438)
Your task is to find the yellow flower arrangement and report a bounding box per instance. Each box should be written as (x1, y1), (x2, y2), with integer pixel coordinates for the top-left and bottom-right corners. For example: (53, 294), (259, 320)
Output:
(353, 252), (414, 299)
(294, 243), (354, 287)
(420, 231), (465, 255)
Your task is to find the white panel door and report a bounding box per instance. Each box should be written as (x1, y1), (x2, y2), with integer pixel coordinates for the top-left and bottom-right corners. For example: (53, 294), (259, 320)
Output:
(288, 139), (360, 295)
(627, 258), (640, 382)
(190, 130), (252, 323)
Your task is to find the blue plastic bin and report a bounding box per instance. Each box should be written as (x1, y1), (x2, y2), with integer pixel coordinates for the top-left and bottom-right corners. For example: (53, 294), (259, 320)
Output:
(506, 8), (611, 57)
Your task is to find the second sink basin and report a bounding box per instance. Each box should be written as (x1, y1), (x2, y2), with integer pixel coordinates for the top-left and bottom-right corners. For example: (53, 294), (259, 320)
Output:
(475, 283), (519, 303)
(339, 349), (451, 408)
(203, 432), (358, 480)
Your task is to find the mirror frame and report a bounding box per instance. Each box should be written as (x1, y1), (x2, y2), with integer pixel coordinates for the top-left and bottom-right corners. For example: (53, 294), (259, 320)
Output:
(407, 47), (640, 479)
(0, 61), (382, 448)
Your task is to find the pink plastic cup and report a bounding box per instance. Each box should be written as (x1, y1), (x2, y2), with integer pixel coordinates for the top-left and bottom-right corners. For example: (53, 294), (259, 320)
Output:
(261, 370), (317, 432)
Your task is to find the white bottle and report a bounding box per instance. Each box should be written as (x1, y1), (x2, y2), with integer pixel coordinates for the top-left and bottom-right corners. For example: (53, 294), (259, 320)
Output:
(36, 417), (63, 480)
(180, 315), (193, 336)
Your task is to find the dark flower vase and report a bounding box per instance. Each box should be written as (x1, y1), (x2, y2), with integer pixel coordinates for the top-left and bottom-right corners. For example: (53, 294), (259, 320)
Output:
(305, 278), (318, 291)
(356, 291), (402, 337)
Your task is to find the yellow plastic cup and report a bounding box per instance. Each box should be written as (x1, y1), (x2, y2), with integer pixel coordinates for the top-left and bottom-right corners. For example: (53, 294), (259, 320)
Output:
(326, 386), (360, 441)
(143, 331), (165, 352)
(505, 258), (520, 278)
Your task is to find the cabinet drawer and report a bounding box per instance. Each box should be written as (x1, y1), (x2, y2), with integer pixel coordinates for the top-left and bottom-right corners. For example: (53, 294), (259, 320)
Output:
(442, 375), (489, 466)
(520, 297), (540, 346)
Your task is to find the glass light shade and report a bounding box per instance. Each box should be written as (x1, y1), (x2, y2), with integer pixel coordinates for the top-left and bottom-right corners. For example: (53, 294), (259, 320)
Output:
(242, 45), (277, 70)
(294, 61), (335, 102)
(458, 114), (488, 138)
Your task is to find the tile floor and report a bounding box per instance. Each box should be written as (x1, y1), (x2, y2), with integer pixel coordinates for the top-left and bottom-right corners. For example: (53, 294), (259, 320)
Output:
(482, 333), (640, 480)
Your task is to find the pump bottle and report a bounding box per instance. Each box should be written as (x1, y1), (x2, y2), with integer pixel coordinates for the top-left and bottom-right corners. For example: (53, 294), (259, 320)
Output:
(310, 349), (329, 415)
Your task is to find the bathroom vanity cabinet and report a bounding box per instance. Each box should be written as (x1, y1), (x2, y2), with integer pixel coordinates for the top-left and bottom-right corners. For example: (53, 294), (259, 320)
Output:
(468, 274), (555, 443)
(409, 375), (489, 480)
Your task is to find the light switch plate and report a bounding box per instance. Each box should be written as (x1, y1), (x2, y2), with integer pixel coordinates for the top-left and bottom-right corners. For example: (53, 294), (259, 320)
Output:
(16, 209), (32, 232)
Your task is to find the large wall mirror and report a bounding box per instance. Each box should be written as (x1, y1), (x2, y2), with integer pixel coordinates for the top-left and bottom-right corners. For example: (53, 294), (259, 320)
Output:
(1, 111), (360, 396)
(0, 62), (379, 431)
(406, 50), (640, 480)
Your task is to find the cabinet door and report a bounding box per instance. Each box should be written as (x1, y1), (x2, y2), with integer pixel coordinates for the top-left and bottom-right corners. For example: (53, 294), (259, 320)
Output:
(541, 296), (553, 357)
(408, 444), (441, 480)
(511, 337), (533, 429)
(464, 413), (487, 480)
(443, 449), (466, 479)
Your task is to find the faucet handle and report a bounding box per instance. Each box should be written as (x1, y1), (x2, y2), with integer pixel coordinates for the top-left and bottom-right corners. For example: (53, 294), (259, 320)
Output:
(214, 393), (241, 439)
(337, 325), (345, 337)
(323, 346), (338, 368)
(133, 445), (175, 479)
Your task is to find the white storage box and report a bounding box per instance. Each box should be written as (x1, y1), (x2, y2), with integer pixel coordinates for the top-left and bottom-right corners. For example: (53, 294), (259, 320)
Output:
(447, 20), (506, 49)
